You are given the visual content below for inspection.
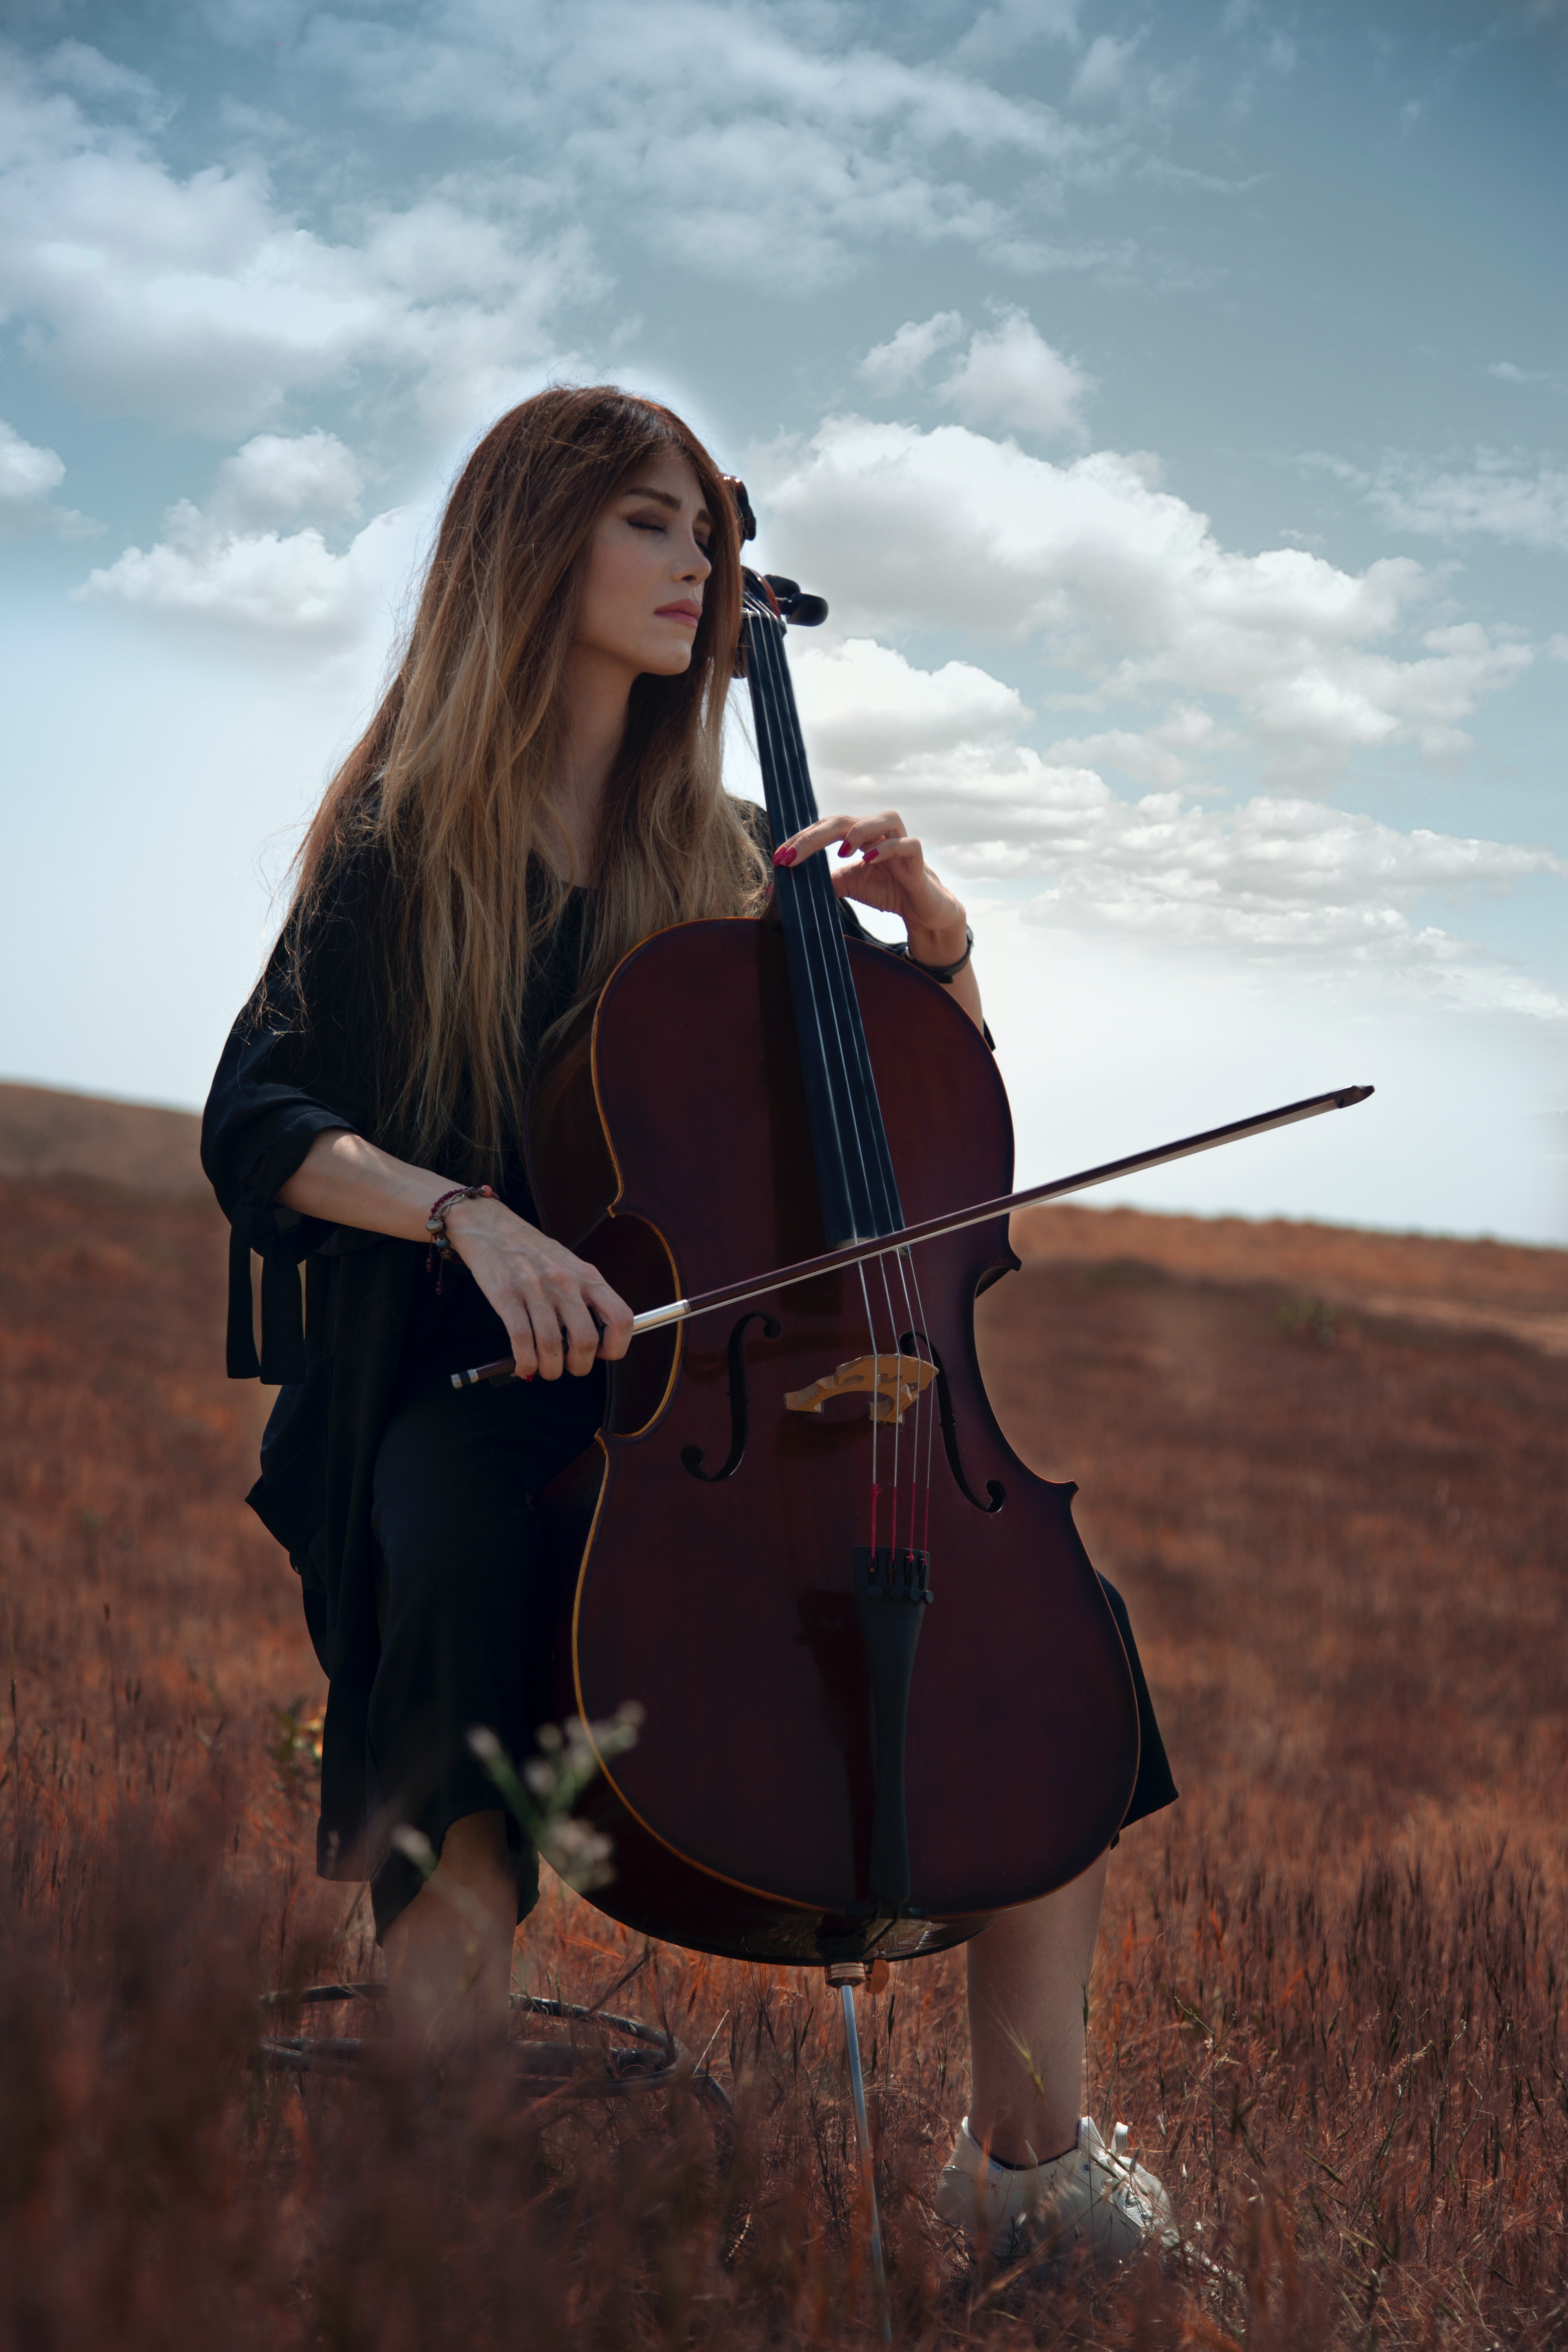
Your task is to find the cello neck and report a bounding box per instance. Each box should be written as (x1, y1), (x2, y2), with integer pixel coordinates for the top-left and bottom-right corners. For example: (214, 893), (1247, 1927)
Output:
(741, 574), (905, 1250)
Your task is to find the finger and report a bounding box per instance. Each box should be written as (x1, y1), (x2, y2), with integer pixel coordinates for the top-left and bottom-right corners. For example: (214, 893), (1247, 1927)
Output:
(516, 1279), (566, 1380)
(771, 814), (858, 869)
(848, 831), (922, 871)
(476, 1264), (544, 1379)
(584, 1278), (635, 1360)
(830, 837), (925, 899)
(833, 812), (907, 860)
(502, 1310), (539, 1381)
(553, 1291), (602, 1379)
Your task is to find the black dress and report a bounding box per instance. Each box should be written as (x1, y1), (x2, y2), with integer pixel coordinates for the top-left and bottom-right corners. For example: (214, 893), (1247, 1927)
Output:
(201, 848), (609, 1928)
(202, 838), (1175, 1937)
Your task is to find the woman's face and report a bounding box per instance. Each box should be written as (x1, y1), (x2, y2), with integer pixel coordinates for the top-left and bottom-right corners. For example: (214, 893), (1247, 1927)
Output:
(573, 450), (714, 682)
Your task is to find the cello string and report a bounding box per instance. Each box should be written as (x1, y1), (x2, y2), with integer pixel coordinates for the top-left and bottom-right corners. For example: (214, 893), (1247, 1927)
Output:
(749, 622), (875, 1240)
(746, 619), (853, 1218)
(751, 606), (904, 1569)
(745, 593), (924, 1581)
(904, 1251), (940, 1556)
(876, 1247), (904, 1546)
(748, 617), (856, 1191)
(757, 612), (921, 1550)
(748, 602), (903, 1240)
(858, 1258), (882, 1554)
(889, 1244), (928, 1558)
(768, 592), (904, 1241)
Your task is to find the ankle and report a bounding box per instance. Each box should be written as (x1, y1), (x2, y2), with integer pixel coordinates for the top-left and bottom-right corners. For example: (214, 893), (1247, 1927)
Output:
(968, 2114), (1080, 2171)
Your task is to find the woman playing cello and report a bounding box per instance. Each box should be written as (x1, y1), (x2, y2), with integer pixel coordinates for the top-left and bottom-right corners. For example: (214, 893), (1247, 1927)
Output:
(203, 384), (1179, 2273)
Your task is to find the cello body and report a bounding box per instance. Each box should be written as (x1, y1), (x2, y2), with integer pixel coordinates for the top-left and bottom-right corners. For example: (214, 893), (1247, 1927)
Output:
(525, 910), (1140, 1966)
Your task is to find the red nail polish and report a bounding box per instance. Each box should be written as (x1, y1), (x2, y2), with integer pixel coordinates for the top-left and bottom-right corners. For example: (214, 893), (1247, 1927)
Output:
(772, 845), (797, 867)
(837, 842), (855, 858)
(863, 846), (879, 862)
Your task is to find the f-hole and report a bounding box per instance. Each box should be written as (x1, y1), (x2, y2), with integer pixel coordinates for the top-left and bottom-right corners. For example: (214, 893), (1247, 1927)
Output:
(899, 1329), (1005, 1515)
(681, 1310), (782, 1483)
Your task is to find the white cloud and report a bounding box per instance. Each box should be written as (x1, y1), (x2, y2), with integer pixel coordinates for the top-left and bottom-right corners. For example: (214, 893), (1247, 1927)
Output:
(302, 0), (1085, 159)
(72, 426), (391, 636)
(1316, 448), (1568, 553)
(1071, 33), (1143, 103)
(786, 635), (1029, 778)
(0, 419), (64, 503)
(0, 416), (97, 539)
(75, 492), (406, 640)
(1067, 28), (1189, 116)
(1046, 706), (1229, 788)
(778, 634), (1564, 1012)
(210, 430), (365, 526)
(937, 310), (1095, 440)
(1373, 460), (1568, 553)
(291, 0), (1112, 289)
(951, 0), (1082, 66)
(38, 39), (167, 125)
(857, 310), (1095, 441)
(0, 54), (587, 436)
(858, 313), (964, 397)
(1005, 793), (1564, 996)
(760, 418), (1533, 780)
(1487, 361), (1551, 385)
(0, 4), (1154, 452)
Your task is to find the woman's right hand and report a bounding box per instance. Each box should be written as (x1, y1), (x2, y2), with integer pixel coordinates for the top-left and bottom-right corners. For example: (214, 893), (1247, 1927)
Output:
(275, 1128), (633, 1379)
(442, 1192), (633, 1379)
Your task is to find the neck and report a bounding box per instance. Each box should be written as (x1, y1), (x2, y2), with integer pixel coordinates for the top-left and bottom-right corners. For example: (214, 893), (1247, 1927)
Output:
(551, 643), (635, 882)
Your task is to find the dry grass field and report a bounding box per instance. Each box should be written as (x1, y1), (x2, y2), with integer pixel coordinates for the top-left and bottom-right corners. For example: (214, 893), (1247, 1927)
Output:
(3, 1087), (1566, 2348)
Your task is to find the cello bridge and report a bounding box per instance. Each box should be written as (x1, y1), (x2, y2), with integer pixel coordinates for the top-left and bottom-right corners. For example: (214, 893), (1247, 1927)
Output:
(784, 1353), (935, 1427)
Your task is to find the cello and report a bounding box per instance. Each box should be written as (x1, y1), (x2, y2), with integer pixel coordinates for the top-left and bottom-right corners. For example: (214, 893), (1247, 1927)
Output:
(467, 520), (1100, 1964)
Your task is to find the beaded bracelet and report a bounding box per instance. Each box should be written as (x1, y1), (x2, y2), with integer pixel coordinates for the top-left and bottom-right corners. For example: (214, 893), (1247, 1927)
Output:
(425, 1184), (495, 1292)
(889, 924), (974, 984)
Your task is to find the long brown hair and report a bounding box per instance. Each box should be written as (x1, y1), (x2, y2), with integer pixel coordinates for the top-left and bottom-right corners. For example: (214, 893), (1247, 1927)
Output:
(283, 385), (766, 1176)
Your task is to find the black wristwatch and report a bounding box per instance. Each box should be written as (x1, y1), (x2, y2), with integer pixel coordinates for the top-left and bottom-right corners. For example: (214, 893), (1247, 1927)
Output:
(891, 925), (974, 984)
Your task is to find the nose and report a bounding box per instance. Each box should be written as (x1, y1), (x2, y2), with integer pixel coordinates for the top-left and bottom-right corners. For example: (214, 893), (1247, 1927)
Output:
(683, 528), (711, 582)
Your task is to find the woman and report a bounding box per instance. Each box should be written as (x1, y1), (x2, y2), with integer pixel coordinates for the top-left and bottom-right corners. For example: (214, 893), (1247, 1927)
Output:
(203, 384), (1177, 2272)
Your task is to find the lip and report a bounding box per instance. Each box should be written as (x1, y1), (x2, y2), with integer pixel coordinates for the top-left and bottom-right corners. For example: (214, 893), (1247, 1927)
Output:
(655, 602), (702, 626)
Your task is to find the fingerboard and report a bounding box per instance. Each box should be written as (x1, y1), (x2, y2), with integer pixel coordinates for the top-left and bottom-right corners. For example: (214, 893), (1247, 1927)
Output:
(741, 581), (905, 1249)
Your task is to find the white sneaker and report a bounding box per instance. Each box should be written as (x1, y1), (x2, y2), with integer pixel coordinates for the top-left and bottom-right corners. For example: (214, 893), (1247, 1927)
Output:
(934, 2114), (1178, 2273)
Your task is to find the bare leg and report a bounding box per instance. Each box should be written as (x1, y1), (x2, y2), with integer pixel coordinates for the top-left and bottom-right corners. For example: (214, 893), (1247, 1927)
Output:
(964, 1849), (1109, 2166)
(383, 1810), (517, 2051)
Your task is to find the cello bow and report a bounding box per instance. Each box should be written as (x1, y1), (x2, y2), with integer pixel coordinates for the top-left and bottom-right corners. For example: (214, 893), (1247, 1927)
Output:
(453, 1081), (1373, 1385)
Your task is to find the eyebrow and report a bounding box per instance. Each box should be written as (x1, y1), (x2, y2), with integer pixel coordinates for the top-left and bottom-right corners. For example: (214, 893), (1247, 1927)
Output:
(620, 483), (712, 522)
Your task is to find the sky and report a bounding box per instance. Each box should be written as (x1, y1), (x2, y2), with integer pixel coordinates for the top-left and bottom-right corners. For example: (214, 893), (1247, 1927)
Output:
(1, 0), (1565, 1243)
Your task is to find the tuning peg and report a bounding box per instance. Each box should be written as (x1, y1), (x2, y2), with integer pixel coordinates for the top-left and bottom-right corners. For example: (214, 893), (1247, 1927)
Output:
(741, 565), (830, 626)
(724, 476), (757, 543)
(763, 574), (829, 627)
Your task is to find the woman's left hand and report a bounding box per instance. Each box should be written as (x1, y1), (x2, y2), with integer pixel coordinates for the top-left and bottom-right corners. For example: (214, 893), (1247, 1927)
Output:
(772, 808), (969, 969)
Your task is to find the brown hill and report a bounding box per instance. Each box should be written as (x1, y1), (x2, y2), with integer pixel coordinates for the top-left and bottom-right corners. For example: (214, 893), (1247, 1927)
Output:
(0, 1078), (204, 1196)
(1013, 1201), (1568, 1357)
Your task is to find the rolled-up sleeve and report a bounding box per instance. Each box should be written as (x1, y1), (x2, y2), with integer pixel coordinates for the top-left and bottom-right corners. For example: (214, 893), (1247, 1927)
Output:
(201, 865), (381, 1383)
